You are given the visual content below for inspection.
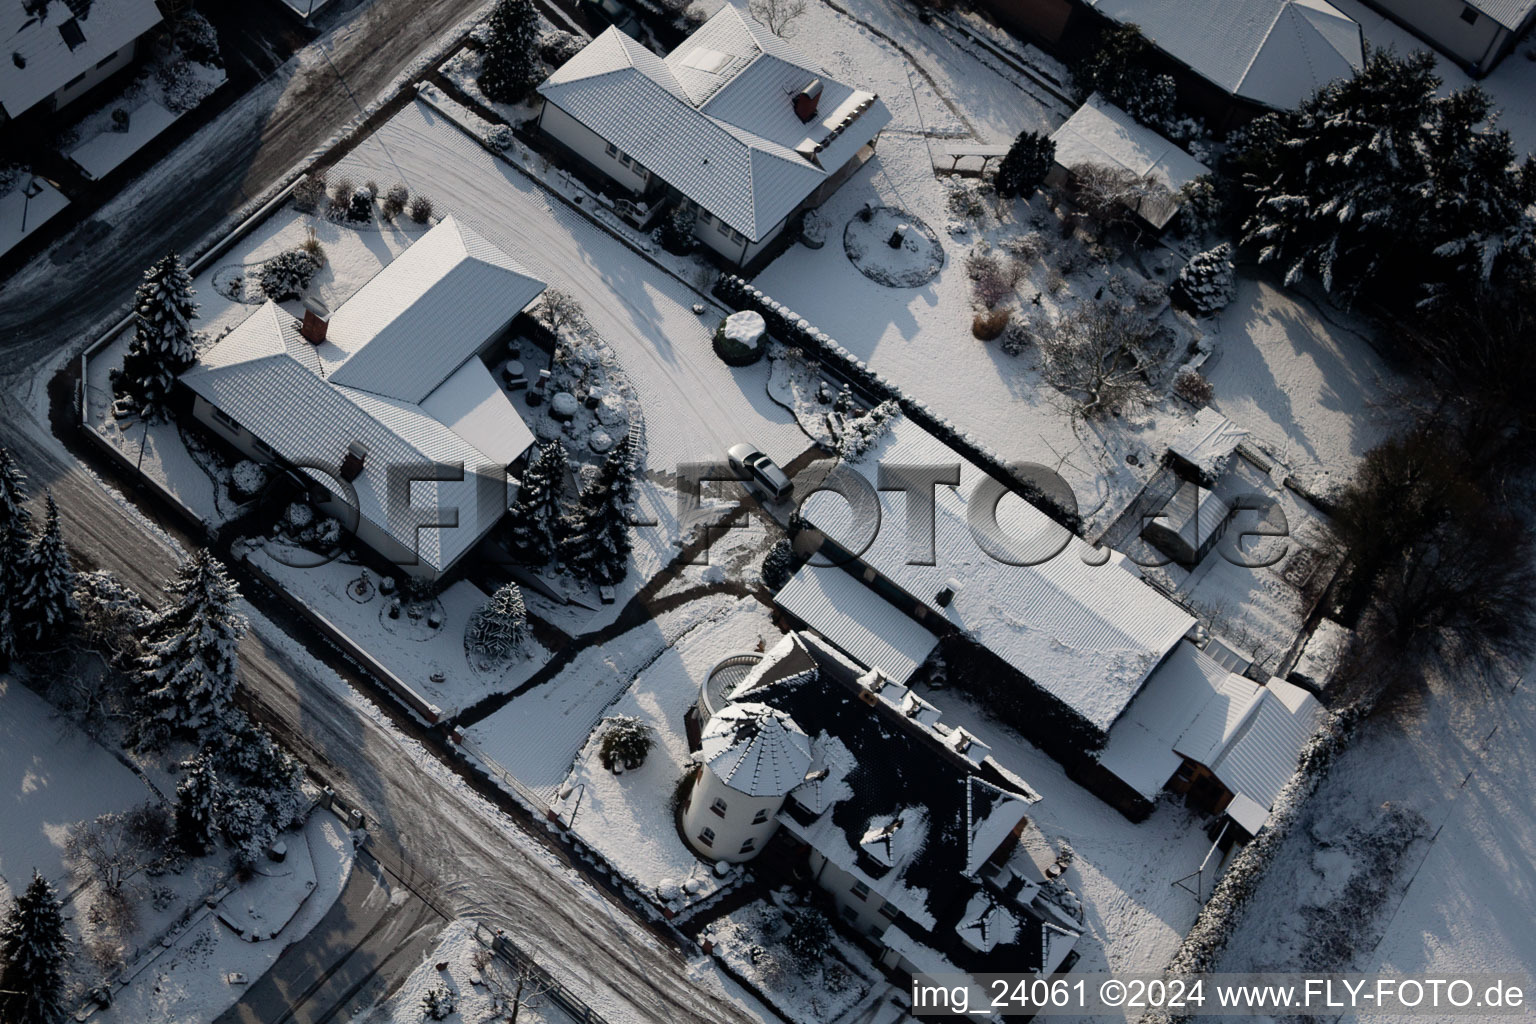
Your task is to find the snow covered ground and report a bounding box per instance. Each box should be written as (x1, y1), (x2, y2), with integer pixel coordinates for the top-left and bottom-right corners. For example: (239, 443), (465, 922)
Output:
(0, 676), (159, 906)
(551, 598), (778, 911)
(353, 919), (576, 1024)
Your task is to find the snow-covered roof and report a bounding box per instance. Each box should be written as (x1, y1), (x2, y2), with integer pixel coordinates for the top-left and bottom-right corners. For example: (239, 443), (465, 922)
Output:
(182, 219), (544, 575)
(1085, 0), (1363, 109)
(1098, 642), (1324, 826)
(697, 701), (813, 797)
(1051, 93), (1210, 230)
(1144, 480), (1232, 562)
(773, 564), (939, 683)
(956, 892), (1020, 953)
(0, 0), (163, 119)
(319, 216), (546, 403)
(1168, 407), (1248, 479)
(965, 777), (1031, 877)
(1289, 618), (1351, 693)
(799, 415), (1195, 733)
(538, 4), (891, 241)
(1465, 0), (1536, 31)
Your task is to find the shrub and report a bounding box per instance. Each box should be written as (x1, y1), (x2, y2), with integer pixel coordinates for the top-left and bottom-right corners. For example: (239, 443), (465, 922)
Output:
(659, 202), (697, 254)
(1173, 368), (1213, 405)
(422, 983), (456, 1021)
(713, 316), (767, 366)
(761, 538), (796, 591)
(947, 180), (989, 221)
(783, 907), (832, 966)
(1172, 243), (1236, 316)
(972, 308), (1010, 340)
(325, 176), (354, 222)
(256, 248), (323, 301)
(292, 174), (326, 214)
(381, 183), (409, 220)
(408, 194), (434, 223)
(1039, 302), (1157, 417)
(346, 183), (374, 223)
(994, 129), (1055, 198)
(485, 124), (514, 151)
(598, 715), (653, 772)
(1000, 314), (1030, 356)
(539, 28), (585, 65)
(1176, 175), (1224, 240)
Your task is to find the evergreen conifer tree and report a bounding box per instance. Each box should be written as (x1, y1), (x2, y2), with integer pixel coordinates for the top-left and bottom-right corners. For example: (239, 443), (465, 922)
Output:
(15, 496), (77, 648)
(115, 252), (199, 423)
(1172, 243), (1236, 316)
(0, 871), (69, 1024)
(994, 130), (1054, 199)
(558, 437), (634, 586)
(506, 442), (569, 565)
(129, 550), (246, 753)
(0, 447), (32, 670)
(465, 582), (529, 661)
(478, 0), (542, 104)
(174, 754), (221, 855)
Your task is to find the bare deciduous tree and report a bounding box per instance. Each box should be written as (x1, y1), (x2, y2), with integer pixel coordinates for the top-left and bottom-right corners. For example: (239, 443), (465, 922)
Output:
(749, 0), (808, 37)
(1067, 161), (1170, 235)
(536, 288), (587, 336)
(1038, 303), (1157, 417)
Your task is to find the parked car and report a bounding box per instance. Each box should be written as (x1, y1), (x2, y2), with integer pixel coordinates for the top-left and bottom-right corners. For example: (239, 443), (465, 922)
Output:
(727, 444), (793, 502)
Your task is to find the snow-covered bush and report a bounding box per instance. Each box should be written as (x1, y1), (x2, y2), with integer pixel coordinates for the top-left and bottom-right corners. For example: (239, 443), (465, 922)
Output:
(714, 310), (767, 366)
(381, 183), (410, 220)
(292, 174), (326, 214)
(539, 28), (585, 65)
(346, 184), (374, 223)
(659, 202), (697, 255)
(946, 180), (989, 222)
(231, 460), (267, 501)
(994, 129), (1054, 198)
(972, 308), (1010, 341)
(408, 194), (434, 224)
(465, 581), (528, 662)
(1172, 243), (1235, 316)
(1002, 230), (1046, 264)
(837, 399), (899, 461)
(965, 242), (1023, 308)
(598, 715), (653, 772)
(761, 538), (796, 591)
(284, 502), (315, 531)
(1175, 175), (1224, 240)
(172, 10), (222, 66)
(73, 569), (151, 666)
(257, 248), (324, 301)
(1173, 368), (1213, 405)
(422, 983), (457, 1020)
(1000, 313), (1031, 356)
(325, 177), (355, 222)
(484, 123), (514, 151)
(783, 907), (832, 967)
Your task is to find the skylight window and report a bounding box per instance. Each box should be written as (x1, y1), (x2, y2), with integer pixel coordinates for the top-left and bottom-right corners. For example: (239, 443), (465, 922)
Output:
(58, 18), (86, 51)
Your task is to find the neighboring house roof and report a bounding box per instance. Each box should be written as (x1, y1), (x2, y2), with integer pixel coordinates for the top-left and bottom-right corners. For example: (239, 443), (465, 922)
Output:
(538, 3), (891, 241)
(182, 218), (544, 575)
(698, 701), (813, 798)
(1051, 92), (1210, 230)
(799, 415), (1195, 734)
(732, 633), (1079, 975)
(1466, 0), (1536, 31)
(773, 563), (939, 683)
(1168, 407), (1248, 478)
(0, 0), (163, 120)
(1098, 641), (1325, 829)
(1144, 480), (1232, 562)
(1086, 0), (1363, 109)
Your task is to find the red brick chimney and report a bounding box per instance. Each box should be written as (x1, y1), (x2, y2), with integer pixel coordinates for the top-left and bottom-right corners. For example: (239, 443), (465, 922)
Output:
(793, 79), (823, 123)
(299, 297), (330, 345)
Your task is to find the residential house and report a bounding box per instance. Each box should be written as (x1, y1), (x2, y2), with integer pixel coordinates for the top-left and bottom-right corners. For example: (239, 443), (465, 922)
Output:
(182, 216), (546, 580)
(684, 632), (1084, 983)
(0, 0), (163, 123)
(536, 3), (891, 268)
(1362, 0), (1536, 75)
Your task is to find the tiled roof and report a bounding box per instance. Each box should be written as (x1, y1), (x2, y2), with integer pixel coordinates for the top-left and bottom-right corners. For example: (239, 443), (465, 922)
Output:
(182, 219), (544, 574)
(1087, 0), (1362, 109)
(1467, 0), (1536, 30)
(538, 4), (891, 240)
(773, 563), (938, 683)
(0, 0), (162, 119)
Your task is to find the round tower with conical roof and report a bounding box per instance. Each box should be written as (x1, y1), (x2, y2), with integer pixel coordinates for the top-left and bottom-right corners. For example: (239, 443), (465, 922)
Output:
(683, 702), (811, 863)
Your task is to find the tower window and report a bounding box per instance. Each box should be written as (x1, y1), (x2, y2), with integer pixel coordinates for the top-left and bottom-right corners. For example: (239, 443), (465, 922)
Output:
(739, 837), (756, 854)
(710, 797), (728, 817)
(697, 827), (715, 847)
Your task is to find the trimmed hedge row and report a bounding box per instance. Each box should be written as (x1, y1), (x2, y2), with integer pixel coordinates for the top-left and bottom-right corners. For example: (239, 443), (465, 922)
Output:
(714, 274), (1084, 533)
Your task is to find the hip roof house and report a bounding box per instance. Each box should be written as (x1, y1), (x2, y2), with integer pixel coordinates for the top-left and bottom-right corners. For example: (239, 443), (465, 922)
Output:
(536, 3), (891, 268)
(1365, 0), (1536, 75)
(0, 0), (163, 121)
(182, 216), (546, 579)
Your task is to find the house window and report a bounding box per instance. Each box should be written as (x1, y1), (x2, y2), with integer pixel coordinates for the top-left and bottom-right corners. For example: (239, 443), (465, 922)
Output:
(95, 49), (120, 68)
(63, 71), (87, 89)
(878, 903), (899, 920)
(619, 153), (633, 168)
(210, 406), (241, 433)
(698, 210), (715, 226)
(710, 797), (728, 817)
(751, 808), (769, 824)
(739, 837), (756, 854)
(850, 880), (870, 901)
(697, 827), (715, 847)
(252, 438), (278, 459)
(1460, 5), (1478, 23)
(605, 142), (619, 157)
(840, 905), (858, 924)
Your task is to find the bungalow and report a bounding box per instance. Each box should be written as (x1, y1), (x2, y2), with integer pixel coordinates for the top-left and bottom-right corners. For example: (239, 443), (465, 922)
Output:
(1362, 0), (1536, 76)
(182, 216), (546, 580)
(535, 3), (891, 268)
(684, 632), (1084, 983)
(0, 0), (163, 122)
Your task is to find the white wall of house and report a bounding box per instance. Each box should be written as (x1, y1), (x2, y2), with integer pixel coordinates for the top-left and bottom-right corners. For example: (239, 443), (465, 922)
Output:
(806, 849), (897, 940)
(681, 768), (784, 863)
(51, 40), (139, 113)
(1371, 0), (1509, 70)
(538, 100), (653, 195)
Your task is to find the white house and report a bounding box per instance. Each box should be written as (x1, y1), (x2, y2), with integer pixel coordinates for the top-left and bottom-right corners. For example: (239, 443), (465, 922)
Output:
(536, 3), (891, 267)
(0, 0), (163, 122)
(1364, 0), (1536, 75)
(182, 216), (546, 580)
(682, 701), (812, 863)
(685, 632), (1084, 982)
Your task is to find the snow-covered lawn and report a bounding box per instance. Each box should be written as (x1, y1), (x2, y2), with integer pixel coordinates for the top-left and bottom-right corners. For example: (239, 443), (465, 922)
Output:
(464, 594), (740, 799)
(356, 919), (576, 1024)
(0, 173), (69, 258)
(83, 205), (434, 528)
(244, 546), (553, 719)
(0, 676), (159, 905)
(90, 812), (355, 1024)
(551, 598), (778, 911)
(909, 681), (1219, 977)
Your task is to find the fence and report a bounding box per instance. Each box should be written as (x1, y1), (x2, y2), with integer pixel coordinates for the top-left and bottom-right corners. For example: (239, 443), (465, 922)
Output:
(473, 920), (614, 1024)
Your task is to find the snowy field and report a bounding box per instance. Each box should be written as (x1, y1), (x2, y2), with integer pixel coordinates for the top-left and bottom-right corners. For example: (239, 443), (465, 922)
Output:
(552, 598), (779, 911)
(0, 676), (159, 905)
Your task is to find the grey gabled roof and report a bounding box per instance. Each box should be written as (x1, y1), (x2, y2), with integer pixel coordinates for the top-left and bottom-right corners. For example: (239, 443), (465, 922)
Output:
(0, 0), (163, 119)
(538, 4), (890, 241)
